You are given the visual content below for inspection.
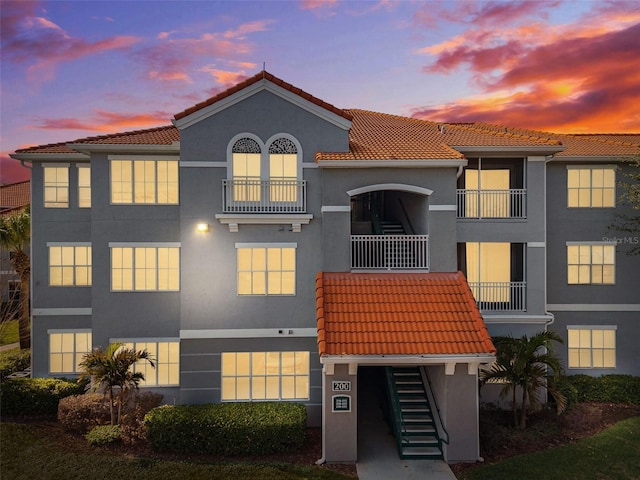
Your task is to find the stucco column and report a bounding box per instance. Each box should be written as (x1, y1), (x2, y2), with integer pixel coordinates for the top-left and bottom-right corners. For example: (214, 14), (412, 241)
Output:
(321, 363), (358, 463)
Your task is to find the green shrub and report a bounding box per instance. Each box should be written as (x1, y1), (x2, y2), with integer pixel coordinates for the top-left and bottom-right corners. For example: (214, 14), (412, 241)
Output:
(0, 348), (30, 380)
(0, 319), (19, 345)
(145, 402), (307, 455)
(86, 425), (122, 446)
(549, 375), (579, 406)
(567, 375), (640, 404)
(0, 377), (85, 416)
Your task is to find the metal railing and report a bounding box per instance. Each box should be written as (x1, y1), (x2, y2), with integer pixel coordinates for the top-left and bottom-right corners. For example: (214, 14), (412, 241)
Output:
(419, 367), (449, 446)
(468, 281), (527, 311)
(351, 235), (430, 270)
(456, 189), (527, 219)
(222, 179), (307, 213)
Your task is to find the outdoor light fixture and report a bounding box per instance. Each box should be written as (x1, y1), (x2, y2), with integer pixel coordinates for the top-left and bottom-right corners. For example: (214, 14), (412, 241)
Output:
(196, 223), (210, 233)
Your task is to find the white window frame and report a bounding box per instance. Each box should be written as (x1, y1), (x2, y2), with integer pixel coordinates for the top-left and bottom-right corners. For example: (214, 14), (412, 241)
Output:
(48, 329), (92, 374)
(77, 164), (91, 208)
(113, 338), (180, 386)
(566, 241), (616, 285)
(567, 165), (616, 208)
(43, 163), (70, 208)
(47, 242), (92, 287)
(109, 156), (179, 205)
(567, 326), (616, 369)
(109, 242), (180, 291)
(236, 243), (296, 296)
(221, 351), (310, 401)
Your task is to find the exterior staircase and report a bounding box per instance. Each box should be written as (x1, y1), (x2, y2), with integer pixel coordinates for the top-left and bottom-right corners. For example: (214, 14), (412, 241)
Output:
(385, 366), (444, 459)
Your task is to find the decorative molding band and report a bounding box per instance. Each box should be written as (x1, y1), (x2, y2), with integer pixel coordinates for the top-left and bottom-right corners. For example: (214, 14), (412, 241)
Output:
(235, 242), (297, 248)
(302, 163), (319, 169)
(215, 213), (313, 233)
(566, 241), (617, 246)
(47, 242), (91, 247)
(483, 315), (553, 324)
(34, 308), (92, 316)
(108, 154), (180, 160)
(527, 242), (546, 248)
(180, 328), (318, 339)
(348, 184), (433, 197)
(429, 205), (456, 211)
(108, 242), (181, 247)
(319, 160), (467, 168)
(547, 304), (640, 312)
(567, 325), (618, 330)
(47, 328), (92, 334)
(180, 161), (226, 168)
(321, 206), (351, 213)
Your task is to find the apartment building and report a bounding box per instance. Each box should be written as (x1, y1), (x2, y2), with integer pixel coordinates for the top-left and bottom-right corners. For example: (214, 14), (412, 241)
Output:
(10, 72), (639, 463)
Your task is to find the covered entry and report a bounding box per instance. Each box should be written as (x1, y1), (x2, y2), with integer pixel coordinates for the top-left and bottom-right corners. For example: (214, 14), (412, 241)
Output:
(315, 272), (496, 464)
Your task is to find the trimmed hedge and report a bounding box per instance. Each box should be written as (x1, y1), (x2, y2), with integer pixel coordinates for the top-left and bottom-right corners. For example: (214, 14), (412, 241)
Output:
(86, 425), (122, 446)
(0, 348), (30, 380)
(144, 402), (306, 455)
(0, 377), (85, 416)
(566, 375), (640, 404)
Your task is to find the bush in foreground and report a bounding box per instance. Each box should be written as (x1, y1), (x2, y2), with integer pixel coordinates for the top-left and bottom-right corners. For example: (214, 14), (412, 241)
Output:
(145, 402), (306, 455)
(0, 348), (30, 380)
(86, 425), (122, 446)
(567, 375), (640, 404)
(0, 377), (85, 416)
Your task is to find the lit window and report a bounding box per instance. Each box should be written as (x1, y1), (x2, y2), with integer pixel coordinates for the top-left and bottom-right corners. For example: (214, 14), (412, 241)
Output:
(464, 168), (511, 218)
(465, 242), (512, 302)
(119, 340), (180, 386)
(111, 245), (179, 291)
(237, 245), (296, 295)
(232, 138), (262, 202)
(269, 138), (298, 202)
(221, 351), (309, 401)
(567, 327), (616, 368)
(78, 165), (91, 208)
(567, 243), (615, 284)
(49, 330), (92, 374)
(110, 159), (178, 204)
(567, 166), (615, 208)
(49, 245), (92, 286)
(44, 165), (69, 208)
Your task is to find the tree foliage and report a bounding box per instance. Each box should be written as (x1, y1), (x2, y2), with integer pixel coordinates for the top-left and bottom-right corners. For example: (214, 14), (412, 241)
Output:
(611, 156), (640, 255)
(0, 207), (31, 349)
(481, 331), (567, 429)
(78, 342), (155, 425)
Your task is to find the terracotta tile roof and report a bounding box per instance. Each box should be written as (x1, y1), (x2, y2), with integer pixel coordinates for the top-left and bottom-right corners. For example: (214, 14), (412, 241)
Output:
(316, 272), (496, 357)
(442, 123), (563, 148)
(0, 181), (30, 218)
(174, 71), (352, 122)
(14, 126), (178, 154)
(570, 134), (640, 148)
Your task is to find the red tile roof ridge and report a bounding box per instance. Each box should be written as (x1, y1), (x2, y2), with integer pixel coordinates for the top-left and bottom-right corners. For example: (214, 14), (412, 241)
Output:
(447, 122), (562, 146)
(565, 133), (640, 148)
(174, 70), (353, 122)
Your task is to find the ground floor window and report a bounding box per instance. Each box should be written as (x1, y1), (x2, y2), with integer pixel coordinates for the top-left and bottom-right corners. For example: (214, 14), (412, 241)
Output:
(221, 351), (309, 401)
(49, 330), (92, 374)
(118, 340), (180, 386)
(567, 326), (616, 368)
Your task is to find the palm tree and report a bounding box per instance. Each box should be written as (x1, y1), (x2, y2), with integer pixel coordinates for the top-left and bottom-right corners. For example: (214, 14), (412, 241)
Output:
(79, 342), (155, 425)
(481, 331), (567, 429)
(0, 207), (31, 350)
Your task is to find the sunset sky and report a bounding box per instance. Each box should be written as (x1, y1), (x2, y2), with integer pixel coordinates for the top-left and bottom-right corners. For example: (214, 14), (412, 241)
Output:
(2, 0), (639, 184)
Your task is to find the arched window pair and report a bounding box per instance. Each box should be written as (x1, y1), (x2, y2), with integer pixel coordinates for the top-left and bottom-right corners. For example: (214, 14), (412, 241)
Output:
(230, 136), (301, 208)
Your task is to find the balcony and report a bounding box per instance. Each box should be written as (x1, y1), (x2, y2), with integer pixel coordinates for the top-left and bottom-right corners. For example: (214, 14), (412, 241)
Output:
(468, 281), (526, 312)
(456, 189), (526, 219)
(351, 235), (430, 270)
(222, 179), (307, 213)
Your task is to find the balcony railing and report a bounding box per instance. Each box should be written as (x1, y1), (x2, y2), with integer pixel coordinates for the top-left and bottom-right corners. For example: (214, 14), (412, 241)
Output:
(222, 179), (307, 213)
(351, 235), (430, 270)
(468, 281), (526, 311)
(456, 189), (526, 219)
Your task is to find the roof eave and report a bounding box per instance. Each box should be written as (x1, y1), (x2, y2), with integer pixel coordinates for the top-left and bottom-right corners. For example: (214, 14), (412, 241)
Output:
(10, 152), (89, 162)
(317, 159), (468, 168)
(66, 143), (180, 155)
(451, 145), (566, 156)
(553, 154), (639, 162)
(319, 354), (496, 365)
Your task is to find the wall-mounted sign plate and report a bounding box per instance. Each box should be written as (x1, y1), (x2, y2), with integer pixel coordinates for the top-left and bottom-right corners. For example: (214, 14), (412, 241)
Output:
(332, 394), (351, 412)
(332, 380), (351, 392)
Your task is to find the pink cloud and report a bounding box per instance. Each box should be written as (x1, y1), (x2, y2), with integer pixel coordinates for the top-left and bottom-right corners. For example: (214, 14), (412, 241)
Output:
(299, 0), (338, 10)
(199, 67), (250, 85)
(30, 110), (171, 132)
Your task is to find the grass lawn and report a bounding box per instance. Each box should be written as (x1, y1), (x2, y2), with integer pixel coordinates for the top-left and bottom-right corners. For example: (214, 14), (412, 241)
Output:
(0, 422), (354, 480)
(458, 416), (640, 480)
(0, 319), (19, 345)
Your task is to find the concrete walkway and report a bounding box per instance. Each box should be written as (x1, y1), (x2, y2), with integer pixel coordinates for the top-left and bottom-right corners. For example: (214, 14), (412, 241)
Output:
(356, 368), (457, 480)
(0, 342), (20, 352)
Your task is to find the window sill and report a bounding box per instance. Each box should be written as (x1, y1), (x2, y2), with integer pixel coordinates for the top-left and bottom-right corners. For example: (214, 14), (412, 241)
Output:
(215, 213), (313, 232)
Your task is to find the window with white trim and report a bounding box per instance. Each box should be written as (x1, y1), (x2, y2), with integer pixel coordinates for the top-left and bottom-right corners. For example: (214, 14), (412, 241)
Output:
(567, 327), (616, 368)
(78, 165), (91, 208)
(110, 159), (179, 204)
(49, 244), (92, 286)
(567, 243), (615, 284)
(221, 351), (309, 401)
(232, 138), (262, 201)
(269, 138), (298, 202)
(111, 245), (179, 291)
(567, 166), (615, 208)
(119, 340), (180, 386)
(237, 244), (296, 295)
(44, 165), (69, 208)
(49, 330), (92, 374)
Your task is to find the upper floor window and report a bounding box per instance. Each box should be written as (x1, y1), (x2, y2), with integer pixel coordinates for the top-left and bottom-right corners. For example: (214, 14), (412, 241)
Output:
(567, 327), (616, 368)
(110, 159), (179, 204)
(110, 244), (180, 291)
(236, 243), (296, 295)
(77, 165), (91, 208)
(118, 340), (180, 386)
(567, 242), (615, 284)
(44, 165), (69, 208)
(48, 244), (92, 286)
(567, 166), (615, 208)
(49, 330), (92, 374)
(232, 138), (262, 201)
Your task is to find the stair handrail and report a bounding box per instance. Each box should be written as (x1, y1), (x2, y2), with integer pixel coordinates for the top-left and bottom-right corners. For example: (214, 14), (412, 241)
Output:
(396, 198), (415, 235)
(419, 366), (450, 445)
(384, 367), (409, 455)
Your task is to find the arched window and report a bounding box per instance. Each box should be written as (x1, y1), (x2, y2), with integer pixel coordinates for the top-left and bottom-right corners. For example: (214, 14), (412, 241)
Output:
(232, 137), (262, 201)
(268, 138), (298, 202)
